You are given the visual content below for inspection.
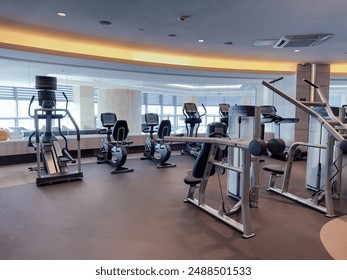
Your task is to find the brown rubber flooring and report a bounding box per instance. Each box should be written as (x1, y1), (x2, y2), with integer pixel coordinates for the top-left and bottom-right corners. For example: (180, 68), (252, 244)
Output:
(0, 155), (347, 260)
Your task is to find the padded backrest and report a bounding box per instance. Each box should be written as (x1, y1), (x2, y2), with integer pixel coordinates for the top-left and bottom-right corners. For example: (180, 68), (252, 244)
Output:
(112, 120), (128, 142)
(191, 122), (227, 179)
(157, 120), (171, 139)
(191, 143), (213, 178)
(101, 113), (117, 128)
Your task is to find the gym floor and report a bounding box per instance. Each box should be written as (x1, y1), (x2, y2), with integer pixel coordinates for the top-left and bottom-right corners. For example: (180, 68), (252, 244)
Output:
(0, 153), (347, 260)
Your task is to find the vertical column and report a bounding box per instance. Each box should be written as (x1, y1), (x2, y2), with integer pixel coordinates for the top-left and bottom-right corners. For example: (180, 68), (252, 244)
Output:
(256, 76), (296, 143)
(73, 85), (95, 129)
(274, 75), (296, 144)
(98, 88), (142, 134)
(295, 63), (330, 142)
(255, 84), (273, 106)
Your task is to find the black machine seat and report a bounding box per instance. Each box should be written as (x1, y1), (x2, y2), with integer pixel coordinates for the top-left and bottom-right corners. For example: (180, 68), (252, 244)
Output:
(263, 164), (284, 191)
(263, 164), (284, 175)
(184, 170), (202, 185)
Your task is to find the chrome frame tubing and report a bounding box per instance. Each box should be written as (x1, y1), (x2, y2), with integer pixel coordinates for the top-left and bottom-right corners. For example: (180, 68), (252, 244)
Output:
(165, 136), (258, 238)
(34, 108), (82, 178)
(262, 79), (347, 217)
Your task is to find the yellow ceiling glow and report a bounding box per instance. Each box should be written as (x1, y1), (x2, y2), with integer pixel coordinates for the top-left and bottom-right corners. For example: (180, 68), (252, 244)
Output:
(330, 64), (347, 75)
(1, 22), (337, 74)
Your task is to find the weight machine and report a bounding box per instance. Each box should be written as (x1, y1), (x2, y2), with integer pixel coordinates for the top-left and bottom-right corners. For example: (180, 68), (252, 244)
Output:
(262, 78), (347, 217)
(227, 105), (262, 202)
(165, 131), (267, 238)
(28, 76), (83, 186)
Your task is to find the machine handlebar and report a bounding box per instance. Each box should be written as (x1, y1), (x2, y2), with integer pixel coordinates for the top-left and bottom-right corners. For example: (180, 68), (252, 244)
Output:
(200, 103), (207, 117)
(28, 95), (35, 117)
(303, 78), (319, 89)
(61, 92), (69, 117)
(269, 77), (284, 84)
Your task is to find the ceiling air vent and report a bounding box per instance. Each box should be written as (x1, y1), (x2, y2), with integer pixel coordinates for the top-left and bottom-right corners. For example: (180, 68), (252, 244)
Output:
(273, 34), (333, 48)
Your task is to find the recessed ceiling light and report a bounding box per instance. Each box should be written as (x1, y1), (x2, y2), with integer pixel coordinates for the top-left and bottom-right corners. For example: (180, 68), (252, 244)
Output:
(223, 42), (233, 45)
(178, 15), (191, 22)
(198, 39), (205, 43)
(168, 34), (177, 38)
(57, 12), (66, 17)
(294, 49), (300, 52)
(99, 20), (112, 26)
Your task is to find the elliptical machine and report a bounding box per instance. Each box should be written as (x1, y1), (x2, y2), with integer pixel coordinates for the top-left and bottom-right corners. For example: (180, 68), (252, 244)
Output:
(181, 102), (207, 156)
(28, 76), (83, 186)
(97, 112), (134, 174)
(219, 103), (230, 127)
(141, 113), (176, 168)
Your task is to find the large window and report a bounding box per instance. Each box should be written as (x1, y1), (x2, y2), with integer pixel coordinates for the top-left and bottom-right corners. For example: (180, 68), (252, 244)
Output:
(0, 85), (74, 131)
(0, 56), (272, 137)
(141, 93), (183, 131)
(139, 92), (256, 133)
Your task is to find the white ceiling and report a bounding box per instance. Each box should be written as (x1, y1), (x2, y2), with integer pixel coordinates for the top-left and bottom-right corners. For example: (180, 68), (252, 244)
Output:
(0, 0), (347, 92)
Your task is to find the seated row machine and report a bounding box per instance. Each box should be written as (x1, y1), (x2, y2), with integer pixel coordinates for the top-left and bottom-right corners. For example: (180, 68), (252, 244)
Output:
(165, 122), (268, 238)
(97, 112), (133, 174)
(141, 113), (176, 168)
(262, 78), (347, 217)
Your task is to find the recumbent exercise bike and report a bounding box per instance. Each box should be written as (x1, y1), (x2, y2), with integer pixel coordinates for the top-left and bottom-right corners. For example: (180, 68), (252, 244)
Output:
(97, 112), (133, 173)
(141, 113), (176, 168)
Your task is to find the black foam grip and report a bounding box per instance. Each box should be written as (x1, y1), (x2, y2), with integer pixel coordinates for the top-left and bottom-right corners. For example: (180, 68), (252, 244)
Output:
(340, 139), (347, 153)
(249, 139), (267, 156)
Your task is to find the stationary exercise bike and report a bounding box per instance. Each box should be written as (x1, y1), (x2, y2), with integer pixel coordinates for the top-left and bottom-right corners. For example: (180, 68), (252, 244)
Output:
(181, 102), (207, 157)
(97, 112), (134, 174)
(28, 76), (83, 186)
(141, 113), (176, 168)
